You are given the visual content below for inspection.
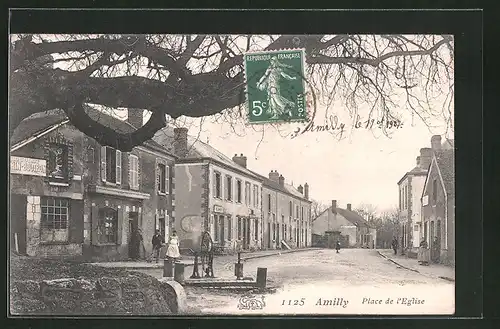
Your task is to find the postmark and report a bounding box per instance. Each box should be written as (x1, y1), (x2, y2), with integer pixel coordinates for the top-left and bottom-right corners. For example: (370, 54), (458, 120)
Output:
(244, 49), (308, 124)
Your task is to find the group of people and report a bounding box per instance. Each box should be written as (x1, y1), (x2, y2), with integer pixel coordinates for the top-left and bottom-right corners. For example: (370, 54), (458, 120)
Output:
(151, 230), (180, 263)
(391, 236), (439, 266)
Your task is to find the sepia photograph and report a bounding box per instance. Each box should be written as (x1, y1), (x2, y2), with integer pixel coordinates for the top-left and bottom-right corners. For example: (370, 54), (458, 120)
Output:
(9, 29), (457, 316)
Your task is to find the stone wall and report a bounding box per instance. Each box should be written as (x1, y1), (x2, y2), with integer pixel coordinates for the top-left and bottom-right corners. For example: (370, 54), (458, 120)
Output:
(10, 274), (186, 315)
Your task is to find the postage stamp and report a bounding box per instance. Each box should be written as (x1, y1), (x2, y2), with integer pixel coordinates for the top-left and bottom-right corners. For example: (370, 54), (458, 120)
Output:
(244, 49), (308, 124)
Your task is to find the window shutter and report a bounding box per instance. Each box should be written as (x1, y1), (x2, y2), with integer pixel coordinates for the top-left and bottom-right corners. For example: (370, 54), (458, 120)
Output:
(136, 157), (141, 190)
(165, 165), (170, 194)
(67, 144), (74, 180)
(224, 177), (228, 200)
(165, 214), (170, 238)
(116, 150), (122, 185)
(156, 160), (160, 192)
(91, 205), (99, 245)
(213, 172), (217, 197)
(128, 155), (132, 189)
(116, 208), (123, 245)
(69, 200), (83, 243)
(100, 147), (107, 182)
(223, 216), (229, 241)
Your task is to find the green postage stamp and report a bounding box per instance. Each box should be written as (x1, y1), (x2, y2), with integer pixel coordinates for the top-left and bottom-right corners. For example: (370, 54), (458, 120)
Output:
(244, 49), (308, 124)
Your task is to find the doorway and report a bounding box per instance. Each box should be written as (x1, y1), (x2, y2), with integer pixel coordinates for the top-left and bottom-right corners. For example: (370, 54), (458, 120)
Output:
(11, 194), (27, 255)
(128, 212), (140, 259)
(219, 215), (225, 245)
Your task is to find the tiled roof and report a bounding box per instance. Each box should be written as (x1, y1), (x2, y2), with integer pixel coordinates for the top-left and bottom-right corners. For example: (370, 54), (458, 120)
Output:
(435, 149), (455, 197)
(153, 127), (261, 180)
(10, 107), (168, 153)
(313, 207), (373, 228)
(247, 170), (309, 202)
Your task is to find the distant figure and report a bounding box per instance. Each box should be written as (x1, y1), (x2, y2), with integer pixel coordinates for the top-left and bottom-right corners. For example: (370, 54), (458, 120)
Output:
(391, 237), (399, 255)
(335, 240), (341, 253)
(418, 238), (430, 266)
(166, 230), (180, 262)
(431, 236), (440, 263)
(151, 230), (165, 263)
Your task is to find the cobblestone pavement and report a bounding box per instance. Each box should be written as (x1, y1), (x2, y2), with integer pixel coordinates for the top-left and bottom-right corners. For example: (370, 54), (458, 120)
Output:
(136, 248), (455, 315)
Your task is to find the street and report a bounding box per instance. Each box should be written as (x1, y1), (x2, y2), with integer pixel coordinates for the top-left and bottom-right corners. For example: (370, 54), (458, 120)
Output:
(137, 248), (455, 315)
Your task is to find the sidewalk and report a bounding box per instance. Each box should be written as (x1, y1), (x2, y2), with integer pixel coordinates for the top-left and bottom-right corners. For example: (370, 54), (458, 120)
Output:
(377, 249), (455, 282)
(89, 248), (318, 270)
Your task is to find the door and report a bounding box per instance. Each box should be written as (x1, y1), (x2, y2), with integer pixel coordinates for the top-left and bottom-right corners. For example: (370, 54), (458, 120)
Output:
(11, 194), (27, 254)
(219, 215), (225, 245)
(128, 212), (140, 259)
(246, 218), (251, 249)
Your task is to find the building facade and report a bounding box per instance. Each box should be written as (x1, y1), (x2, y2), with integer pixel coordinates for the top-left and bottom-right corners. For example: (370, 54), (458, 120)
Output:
(156, 128), (263, 252)
(397, 148), (431, 254)
(10, 109), (176, 261)
(421, 137), (455, 265)
(311, 200), (376, 248)
(259, 170), (312, 250)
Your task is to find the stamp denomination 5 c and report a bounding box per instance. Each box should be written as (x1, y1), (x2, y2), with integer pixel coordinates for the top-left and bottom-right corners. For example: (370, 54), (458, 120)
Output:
(244, 49), (307, 124)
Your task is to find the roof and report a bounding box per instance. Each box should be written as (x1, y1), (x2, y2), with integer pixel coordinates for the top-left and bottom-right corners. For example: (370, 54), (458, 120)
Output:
(247, 169), (310, 202)
(153, 127), (261, 180)
(313, 206), (373, 228)
(443, 139), (455, 149)
(434, 149), (455, 197)
(10, 107), (170, 154)
(397, 165), (428, 185)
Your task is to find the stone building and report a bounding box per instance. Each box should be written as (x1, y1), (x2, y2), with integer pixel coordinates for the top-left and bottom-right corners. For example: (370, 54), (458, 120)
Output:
(421, 136), (455, 265)
(255, 170), (312, 249)
(154, 129), (263, 252)
(311, 200), (376, 248)
(397, 148), (431, 255)
(10, 108), (176, 260)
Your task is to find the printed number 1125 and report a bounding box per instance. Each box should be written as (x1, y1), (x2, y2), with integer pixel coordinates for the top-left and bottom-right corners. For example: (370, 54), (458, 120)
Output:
(281, 298), (305, 306)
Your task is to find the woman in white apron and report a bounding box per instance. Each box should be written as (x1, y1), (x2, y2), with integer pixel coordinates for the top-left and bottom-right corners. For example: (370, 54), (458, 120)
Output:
(166, 230), (180, 262)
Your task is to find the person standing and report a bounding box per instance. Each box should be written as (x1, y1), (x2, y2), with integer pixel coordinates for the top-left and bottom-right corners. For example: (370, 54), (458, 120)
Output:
(418, 237), (430, 266)
(335, 240), (341, 253)
(151, 230), (165, 263)
(391, 237), (399, 255)
(166, 230), (180, 262)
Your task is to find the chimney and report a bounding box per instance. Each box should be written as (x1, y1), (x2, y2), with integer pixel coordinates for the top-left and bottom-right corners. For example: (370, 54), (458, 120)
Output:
(331, 200), (337, 214)
(346, 203), (352, 211)
(278, 175), (285, 187)
(297, 185), (303, 194)
(127, 109), (144, 128)
(173, 127), (189, 158)
(431, 135), (442, 152)
(232, 153), (247, 168)
(304, 183), (309, 200)
(416, 156), (421, 167)
(269, 170), (280, 182)
(419, 148), (433, 169)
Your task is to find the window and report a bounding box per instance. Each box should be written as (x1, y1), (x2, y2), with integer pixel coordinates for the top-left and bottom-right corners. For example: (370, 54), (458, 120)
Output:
(157, 163), (169, 194)
(432, 179), (437, 204)
(405, 186), (408, 209)
(273, 223), (276, 240)
(253, 185), (258, 207)
(301, 207), (304, 220)
(98, 208), (118, 244)
(267, 194), (271, 213)
(226, 175), (232, 201)
(245, 182), (251, 205)
(48, 144), (69, 180)
(282, 224), (286, 240)
(236, 180), (242, 203)
(254, 220), (259, 240)
(40, 197), (69, 242)
(295, 204), (299, 219)
(129, 155), (139, 190)
(101, 146), (122, 184)
(289, 201), (293, 217)
(228, 217), (232, 240)
(86, 146), (95, 163)
(237, 217), (242, 239)
(215, 172), (222, 198)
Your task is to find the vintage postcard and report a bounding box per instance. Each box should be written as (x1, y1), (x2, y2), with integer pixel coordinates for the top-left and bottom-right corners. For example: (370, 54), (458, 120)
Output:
(9, 32), (455, 316)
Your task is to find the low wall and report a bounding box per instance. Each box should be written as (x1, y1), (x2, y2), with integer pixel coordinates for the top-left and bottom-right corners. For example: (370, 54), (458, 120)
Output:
(10, 274), (187, 315)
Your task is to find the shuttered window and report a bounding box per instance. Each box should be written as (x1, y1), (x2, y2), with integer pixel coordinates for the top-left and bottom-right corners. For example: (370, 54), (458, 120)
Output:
(129, 154), (139, 190)
(214, 171), (222, 198)
(101, 146), (121, 185)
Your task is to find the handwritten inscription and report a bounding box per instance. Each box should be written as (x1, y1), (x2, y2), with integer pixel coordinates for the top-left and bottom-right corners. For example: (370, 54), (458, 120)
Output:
(290, 115), (403, 139)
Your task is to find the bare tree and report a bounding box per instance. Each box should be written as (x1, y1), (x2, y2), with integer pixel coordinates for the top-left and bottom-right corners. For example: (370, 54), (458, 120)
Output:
(9, 34), (454, 151)
(354, 203), (379, 222)
(311, 199), (329, 219)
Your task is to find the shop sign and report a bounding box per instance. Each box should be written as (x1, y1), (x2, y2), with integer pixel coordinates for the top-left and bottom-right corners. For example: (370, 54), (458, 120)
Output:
(10, 156), (46, 177)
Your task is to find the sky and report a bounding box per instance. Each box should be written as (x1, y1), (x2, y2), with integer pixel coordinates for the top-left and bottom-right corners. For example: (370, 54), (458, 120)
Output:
(39, 34), (454, 212)
(176, 104), (452, 212)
